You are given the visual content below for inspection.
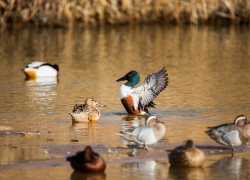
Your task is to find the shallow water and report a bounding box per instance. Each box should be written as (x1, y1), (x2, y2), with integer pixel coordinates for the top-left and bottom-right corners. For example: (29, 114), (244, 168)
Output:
(0, 25), (250, 179)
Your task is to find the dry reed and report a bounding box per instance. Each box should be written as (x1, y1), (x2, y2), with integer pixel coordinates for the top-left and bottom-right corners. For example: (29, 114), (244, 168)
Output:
(0, 0), (249, 27)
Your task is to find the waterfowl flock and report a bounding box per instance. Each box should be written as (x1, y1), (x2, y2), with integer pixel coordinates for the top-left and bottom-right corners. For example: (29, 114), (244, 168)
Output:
(22, 62), (250, 172)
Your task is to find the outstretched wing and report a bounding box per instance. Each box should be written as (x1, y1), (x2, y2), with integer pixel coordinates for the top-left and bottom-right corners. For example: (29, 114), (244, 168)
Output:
(134, 67), (168, 111)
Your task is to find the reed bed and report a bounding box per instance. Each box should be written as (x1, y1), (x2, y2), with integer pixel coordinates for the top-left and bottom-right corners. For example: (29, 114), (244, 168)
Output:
(0, 0), (249, 27)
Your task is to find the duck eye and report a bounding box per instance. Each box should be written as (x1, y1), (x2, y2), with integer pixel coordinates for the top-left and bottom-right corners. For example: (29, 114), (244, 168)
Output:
(128, 74), (130, 76)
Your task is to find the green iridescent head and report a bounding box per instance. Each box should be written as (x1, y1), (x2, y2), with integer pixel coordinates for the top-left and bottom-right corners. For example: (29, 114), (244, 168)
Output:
(116, 71), (140, 87)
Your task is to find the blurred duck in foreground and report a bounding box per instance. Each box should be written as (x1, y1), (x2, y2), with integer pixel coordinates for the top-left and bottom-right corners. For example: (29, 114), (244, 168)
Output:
(116, 116), (166, 150)
(205, 115), (250, 154)
(69, 98), (106, 123)
(169, 140), (205, 167)
(22, 62), (59, 78)
(67, 146), (106, 173)
(116, 67), (168, 115)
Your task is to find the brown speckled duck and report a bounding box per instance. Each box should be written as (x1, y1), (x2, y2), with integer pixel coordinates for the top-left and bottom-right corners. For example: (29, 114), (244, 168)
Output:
(69, 98), (106, 123)
(66, 146), (106, 173)
(169, 140), (205, 167)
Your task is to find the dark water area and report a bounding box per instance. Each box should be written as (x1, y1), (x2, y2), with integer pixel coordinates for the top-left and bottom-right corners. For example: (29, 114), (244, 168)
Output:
(0, 25), (250, 179)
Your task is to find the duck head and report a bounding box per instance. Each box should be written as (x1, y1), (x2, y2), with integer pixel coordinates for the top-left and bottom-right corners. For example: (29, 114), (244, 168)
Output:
(67, 146), (106, 173)
(184, 140), (195, 149)
(116, 71), (140, 87)
(53, 64), (59, 72)
(145, 116), (163, 126)
(234, 115), (248, 127)
(85, 98), (106, 107)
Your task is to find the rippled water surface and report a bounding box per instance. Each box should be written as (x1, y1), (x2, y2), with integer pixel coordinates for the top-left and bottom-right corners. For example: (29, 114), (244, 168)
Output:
(0, 25), (250, 179)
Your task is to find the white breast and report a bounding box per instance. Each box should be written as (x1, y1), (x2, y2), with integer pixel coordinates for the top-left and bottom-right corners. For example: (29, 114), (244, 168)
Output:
(119, 85), (140, 111)
(137, 128), (157, 144)
(119, 85), (132, 99)
(222, 130), (242, 146)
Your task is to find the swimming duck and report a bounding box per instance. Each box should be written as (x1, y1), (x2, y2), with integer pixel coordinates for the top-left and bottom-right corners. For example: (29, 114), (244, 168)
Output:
(22, 62), (59, 78)
(116, 116), (166, 150)
(205, 115), (250, 153)
(69, 98), (106, 123)
(168, 140), (205, 167)
(66, 146), (106, 173)
(116, 67), (168, 115)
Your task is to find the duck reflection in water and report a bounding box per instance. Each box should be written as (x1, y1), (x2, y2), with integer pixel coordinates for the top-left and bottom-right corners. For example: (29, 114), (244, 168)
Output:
(120, 115), (148, 130)
(168, 166), (205, 180)
(209, 156), (250, 179)
(24, 77), (58, 87)
(71, 122), (98, 142)
(121, 161), (167, 178)
(70, 171), (106, 180)
(24, 77), (58, 108)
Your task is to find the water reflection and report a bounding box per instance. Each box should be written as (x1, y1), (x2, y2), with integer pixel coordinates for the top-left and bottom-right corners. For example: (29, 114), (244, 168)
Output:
(119, 115), (147, 146)
(24, 77), (58, 111)
(24, 77), (58, 87)
(71, 122), (101, 144)
(209, 156), (250, 179)
(168, 166), (205, 180)
(70, 171), (106, 180)
(121, 161), (167, 178)
(120, 115), (147, 130)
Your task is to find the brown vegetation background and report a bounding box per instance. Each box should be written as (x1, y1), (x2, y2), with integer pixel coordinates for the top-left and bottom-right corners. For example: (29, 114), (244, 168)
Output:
(0, 0), (249, 27)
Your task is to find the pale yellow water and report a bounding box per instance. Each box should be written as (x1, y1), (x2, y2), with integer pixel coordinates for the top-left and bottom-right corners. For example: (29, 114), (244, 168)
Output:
(0, 25), (250, 179)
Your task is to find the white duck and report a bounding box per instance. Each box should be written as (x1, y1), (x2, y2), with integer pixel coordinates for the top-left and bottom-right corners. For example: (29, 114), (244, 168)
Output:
(22, 62), (59, 78)
(116, 116), (166, 150)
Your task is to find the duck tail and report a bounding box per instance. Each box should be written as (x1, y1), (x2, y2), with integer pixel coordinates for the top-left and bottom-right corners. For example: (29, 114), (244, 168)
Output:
(66, 156), (72, 162)
(204, 129), (212, 135)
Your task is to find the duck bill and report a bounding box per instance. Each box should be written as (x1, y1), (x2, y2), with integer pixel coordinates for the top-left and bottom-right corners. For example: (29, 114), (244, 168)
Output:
(156, 120), (164, 123)
(116, 75), (127, 82)
(96, 102), (106, 107)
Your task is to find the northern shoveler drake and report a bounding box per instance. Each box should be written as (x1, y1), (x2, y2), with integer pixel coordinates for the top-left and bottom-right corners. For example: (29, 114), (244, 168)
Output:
(22, 62), (59, 78)
(69, 98), (106, 123)
(116, 116), (166, 150)
(168, 140), (205, 167)
(67, 146), (106, 173)
(205, 115), (250, 154)
(116, 67), (168, 115)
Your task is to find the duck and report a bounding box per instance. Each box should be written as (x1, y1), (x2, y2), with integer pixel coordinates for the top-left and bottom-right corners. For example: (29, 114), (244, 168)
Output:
(66, 146), (106, 173)
(116, 116), (166, 150)
(168, 140), (205, 167)
(69, 98), (106, 123)
(22, 62), (59, 78)
(205, 115), (250, 153)
(116, 67), (168, 115)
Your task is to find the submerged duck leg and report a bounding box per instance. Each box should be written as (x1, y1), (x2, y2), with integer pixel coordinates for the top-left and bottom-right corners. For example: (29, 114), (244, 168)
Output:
(231, 146), (235, 157)
(231, 145), (243, 154)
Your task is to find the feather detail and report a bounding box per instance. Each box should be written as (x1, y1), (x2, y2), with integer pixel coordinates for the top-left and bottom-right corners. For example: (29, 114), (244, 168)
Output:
(137, 67), (168, 111)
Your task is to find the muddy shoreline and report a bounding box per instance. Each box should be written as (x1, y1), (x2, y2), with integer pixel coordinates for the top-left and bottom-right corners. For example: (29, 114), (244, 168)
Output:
(1, 140), (249, 170)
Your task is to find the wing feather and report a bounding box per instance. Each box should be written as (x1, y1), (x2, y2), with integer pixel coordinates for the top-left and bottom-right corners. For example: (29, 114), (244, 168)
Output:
(135, 67), (168, 110)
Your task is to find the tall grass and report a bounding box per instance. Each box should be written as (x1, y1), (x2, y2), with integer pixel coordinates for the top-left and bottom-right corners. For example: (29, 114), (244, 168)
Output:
(0, 0), (249, 27)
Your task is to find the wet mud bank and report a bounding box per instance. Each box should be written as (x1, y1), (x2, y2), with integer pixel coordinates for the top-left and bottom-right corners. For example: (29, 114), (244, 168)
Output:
(0, 140), (249, 170)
